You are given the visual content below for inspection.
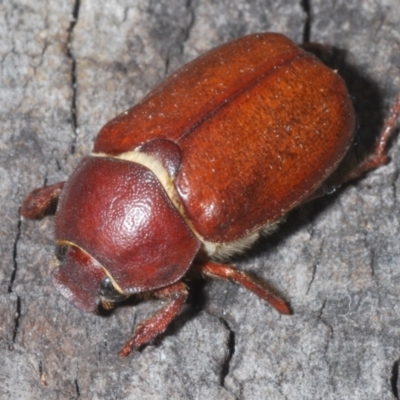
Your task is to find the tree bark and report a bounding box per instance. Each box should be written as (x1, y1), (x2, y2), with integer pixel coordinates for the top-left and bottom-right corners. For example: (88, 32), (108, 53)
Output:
(1, 1), (400, 398)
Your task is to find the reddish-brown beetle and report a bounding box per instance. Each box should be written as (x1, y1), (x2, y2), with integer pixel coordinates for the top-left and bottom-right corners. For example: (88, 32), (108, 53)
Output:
(21, 33), (400, 356)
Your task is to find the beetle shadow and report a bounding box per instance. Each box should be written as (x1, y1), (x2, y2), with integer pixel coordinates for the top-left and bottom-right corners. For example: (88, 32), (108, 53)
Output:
(153, 278), (209, 347)
(95, 278), (208, 350)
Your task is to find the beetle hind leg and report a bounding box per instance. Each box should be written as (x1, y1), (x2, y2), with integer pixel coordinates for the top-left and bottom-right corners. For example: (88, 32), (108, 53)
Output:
(343, 92), (400, 182)
(21, 181), (65, 219)
(199, 261), (291, 315)
(119, 281), (188, 357)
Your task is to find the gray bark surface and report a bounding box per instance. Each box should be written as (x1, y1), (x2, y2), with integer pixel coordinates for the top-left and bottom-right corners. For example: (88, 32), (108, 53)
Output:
(1, 1), (400, 399)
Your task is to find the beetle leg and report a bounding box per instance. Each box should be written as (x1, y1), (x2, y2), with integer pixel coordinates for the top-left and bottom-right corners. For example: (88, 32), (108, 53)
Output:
(342, 92), (400, 182)
(119, 281), (188, 357)
(21, 181), (65, 219)
(199, 261), (291, 315)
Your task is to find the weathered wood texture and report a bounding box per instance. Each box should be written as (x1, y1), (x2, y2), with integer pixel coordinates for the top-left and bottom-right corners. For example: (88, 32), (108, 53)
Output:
(1, 1), (400, 399)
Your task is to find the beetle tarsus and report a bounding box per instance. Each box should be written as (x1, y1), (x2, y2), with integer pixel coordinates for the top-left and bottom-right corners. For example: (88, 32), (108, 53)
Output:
(200, 261), (292, 315)
(118, 281), (188, 357)
(21, 181), (65, 219)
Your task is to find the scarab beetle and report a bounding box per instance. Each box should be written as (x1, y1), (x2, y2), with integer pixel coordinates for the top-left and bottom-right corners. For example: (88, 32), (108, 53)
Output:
(21, 33), (400, 356)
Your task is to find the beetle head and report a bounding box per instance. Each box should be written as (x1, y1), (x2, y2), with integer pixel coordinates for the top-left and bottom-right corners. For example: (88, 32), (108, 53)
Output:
(53, 156), (200, 312)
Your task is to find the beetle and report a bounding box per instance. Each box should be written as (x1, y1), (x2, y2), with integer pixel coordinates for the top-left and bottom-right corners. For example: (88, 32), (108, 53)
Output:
(21, 33), (400, 356)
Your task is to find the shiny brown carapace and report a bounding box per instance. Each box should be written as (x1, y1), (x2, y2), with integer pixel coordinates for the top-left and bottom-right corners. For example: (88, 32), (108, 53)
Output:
(21, 33), (400, 356)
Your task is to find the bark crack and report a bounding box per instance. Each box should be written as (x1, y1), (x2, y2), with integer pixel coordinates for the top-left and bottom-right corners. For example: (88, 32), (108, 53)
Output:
(164, 0), (195, 77)
(66, 0), (81, 155)
(306, 262), (318, 295)
(392, 359), (400, 399)
(181, 0), (195, 52)
(9, 296), (21, 350)
(369, 248), (376, 279)
(317, 299), (333, 356)
(75, 377), (81, 398)
(306, 239), (324, 295)
(300, 0), (312, 43)
(219, 317), (235, 388)
(8, 216), (22, 293)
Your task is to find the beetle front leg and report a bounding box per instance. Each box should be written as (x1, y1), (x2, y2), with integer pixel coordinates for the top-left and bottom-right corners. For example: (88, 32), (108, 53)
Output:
(199, 261), (291, 315)
(21, 181), (65, 219)
(119, 281), (188, 357)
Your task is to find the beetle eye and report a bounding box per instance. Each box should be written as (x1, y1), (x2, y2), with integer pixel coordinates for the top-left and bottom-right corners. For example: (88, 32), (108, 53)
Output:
(99, 277), (126, 303)
(55, 244), (68, 262)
